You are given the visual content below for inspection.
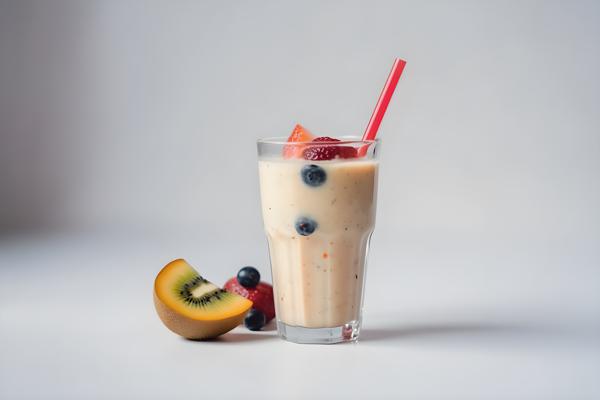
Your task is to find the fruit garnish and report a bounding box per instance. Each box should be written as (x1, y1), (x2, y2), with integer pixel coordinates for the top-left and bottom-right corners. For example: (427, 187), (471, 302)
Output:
(224, 274), (275, 322)
(283, 124), (314, 159)
(300, 164), (327, 187)
(295, 216), (317, 236)
(302, 136), (358, 161)
(302, 145), (338, 161)
(153, 259), (252, 340)
(237, 266), (260, 288)
(338, 146), (358, 159)
(289, 124), (315, 142)
(244, 309), (266, 331)
(312, 136), (338, 143)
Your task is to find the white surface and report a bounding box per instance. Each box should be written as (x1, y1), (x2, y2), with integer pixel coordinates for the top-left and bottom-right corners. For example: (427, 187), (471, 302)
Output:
(1, 231), (598, 399)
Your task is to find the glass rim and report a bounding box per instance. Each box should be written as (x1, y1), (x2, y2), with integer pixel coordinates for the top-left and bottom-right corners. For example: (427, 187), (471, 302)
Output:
(257, 136), (380, 146)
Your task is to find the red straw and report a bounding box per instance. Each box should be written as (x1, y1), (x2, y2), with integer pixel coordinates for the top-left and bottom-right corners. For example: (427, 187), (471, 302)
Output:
(362, 58), (406, 142)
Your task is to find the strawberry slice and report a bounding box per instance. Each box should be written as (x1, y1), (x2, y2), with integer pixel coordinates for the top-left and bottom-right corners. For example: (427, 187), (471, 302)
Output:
(283, 124), (314, 159)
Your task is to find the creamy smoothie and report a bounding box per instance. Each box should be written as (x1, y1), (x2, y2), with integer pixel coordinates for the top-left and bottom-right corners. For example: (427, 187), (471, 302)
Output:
(258, 158), (378, 329)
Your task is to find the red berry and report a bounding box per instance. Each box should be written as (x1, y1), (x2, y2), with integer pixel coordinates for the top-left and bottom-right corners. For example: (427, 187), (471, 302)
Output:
(312, 136), (340, 143)
(302, 145), (338, 161)
(338, 146), (358, 159)
(224, 278), (276, 321)
(302, 137), (358, 160)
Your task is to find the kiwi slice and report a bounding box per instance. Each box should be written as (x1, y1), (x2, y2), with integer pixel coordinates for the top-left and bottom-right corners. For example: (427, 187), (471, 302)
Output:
(172, 271), (236, 309)
(153, 259), (252, 339)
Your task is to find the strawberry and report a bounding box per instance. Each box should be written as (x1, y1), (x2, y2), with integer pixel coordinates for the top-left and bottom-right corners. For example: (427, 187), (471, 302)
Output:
(302, 145), (338, 160)
(312, 136), (339, 143)
(302, 136), (358, 160)
(302, 136), (339, 160)
(283, 124), (314, 159)
(224, 278), (276, 321)
(338, 146), (358, 159)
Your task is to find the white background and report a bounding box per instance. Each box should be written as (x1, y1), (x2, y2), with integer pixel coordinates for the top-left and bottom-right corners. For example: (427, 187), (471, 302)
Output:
(1, 1), (599, 399)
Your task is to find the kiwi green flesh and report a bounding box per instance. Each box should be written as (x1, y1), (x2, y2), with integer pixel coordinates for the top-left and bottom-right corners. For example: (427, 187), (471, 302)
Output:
(172, 270), (238, 310)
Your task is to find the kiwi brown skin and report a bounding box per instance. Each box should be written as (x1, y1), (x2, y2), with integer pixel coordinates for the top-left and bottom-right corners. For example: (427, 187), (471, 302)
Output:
(153, 291), (246, 340)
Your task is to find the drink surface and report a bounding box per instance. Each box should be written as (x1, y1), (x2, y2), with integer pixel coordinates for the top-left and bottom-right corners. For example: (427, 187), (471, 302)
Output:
(258, 158), (378, 328)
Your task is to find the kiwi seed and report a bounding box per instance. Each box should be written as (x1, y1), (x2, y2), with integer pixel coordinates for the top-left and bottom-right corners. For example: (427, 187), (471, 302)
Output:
(176, 274), (230, 308)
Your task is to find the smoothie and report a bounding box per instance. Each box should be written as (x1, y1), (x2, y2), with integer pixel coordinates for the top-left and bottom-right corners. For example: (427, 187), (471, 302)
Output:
(258, 158), (378, 329)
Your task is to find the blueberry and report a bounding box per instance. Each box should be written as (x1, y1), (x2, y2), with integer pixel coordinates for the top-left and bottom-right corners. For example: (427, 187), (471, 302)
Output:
(300, 164), (327, 187)
(295, 217), (318, 236)
(237, 266), (260, 288)
(244, 309), (266, 331)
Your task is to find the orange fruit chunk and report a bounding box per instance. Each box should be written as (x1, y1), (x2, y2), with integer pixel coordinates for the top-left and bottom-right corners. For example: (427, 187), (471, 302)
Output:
(283, 124), (314, 159)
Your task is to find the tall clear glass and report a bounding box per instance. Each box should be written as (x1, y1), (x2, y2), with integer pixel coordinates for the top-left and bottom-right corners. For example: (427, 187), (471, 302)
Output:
(257, 137), (379, 344)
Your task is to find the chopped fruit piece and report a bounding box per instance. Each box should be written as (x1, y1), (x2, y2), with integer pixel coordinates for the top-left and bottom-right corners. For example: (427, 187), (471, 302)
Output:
(153, 259), (252, 340)
(301, 164), (327, 187)
(237, 266), (260, 288)
(224, 278), (276, 321)
(288, 124), (315, 142)
(244, 309), (266, 331)
(302, 136), (358, 161)
(339, 146), (358, 159)
(312, 136), (339, 143)
(302, 145), (339, 161)
(283, 124), (314, 159)
(295, 216), (317, 236)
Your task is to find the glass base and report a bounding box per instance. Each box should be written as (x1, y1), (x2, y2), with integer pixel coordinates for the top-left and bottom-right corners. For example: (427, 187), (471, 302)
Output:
(277, 320), (361, 344)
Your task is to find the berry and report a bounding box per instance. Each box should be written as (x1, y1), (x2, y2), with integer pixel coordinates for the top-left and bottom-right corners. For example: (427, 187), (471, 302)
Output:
(283, 124), (314, 159)
(316, 137), (358, 159)
(300, 164), (327, 187)
(302, 136), (359, 161)
(224, 278), (276, 321)
(295, 216), (317, 236)
(339, 146), (358, 159)
(244, 309), (266, 331)
(312, 136), (339, 143)
(302, 146), (338, 161)
(237, 266), (260, 288)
